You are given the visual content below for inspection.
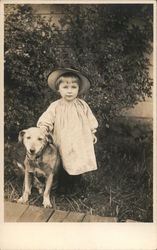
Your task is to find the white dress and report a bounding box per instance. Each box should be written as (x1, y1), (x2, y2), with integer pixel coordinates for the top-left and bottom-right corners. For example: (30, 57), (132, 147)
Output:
(37, 98), (98, 175)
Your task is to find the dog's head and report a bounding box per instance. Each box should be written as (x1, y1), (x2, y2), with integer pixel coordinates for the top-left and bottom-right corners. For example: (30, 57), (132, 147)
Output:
(18, 127), (53, 156)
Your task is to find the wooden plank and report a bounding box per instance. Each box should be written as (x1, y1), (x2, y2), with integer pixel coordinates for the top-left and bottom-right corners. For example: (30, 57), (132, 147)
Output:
(48, 210), (69, 222)
(17, 205), (54, 222)
(4, 201), (28, 222)
(126, 219), (138, 223)
(4, 201), (118, 223)
(83, 214), (117, 222)
(63, 211), (85, 222)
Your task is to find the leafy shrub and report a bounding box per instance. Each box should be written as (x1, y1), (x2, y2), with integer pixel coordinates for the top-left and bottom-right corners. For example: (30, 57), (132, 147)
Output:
(4, 4), (153, 139)
(58, 4), (153, 125)
(4, 5), (59, 139)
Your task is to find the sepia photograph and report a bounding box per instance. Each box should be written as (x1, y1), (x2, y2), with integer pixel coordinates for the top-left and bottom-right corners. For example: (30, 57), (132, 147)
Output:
(0, 1), (157, 249)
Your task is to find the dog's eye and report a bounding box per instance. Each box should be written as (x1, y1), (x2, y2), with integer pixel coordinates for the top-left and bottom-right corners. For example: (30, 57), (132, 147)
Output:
(38, 137), (43, 141)
(26, 136), (31, 139)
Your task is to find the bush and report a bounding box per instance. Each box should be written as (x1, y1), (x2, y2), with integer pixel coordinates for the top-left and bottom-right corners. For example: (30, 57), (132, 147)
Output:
(4, 4), (153, 139)
(58, 4), (153, 125)
(4, 4), (59, 139)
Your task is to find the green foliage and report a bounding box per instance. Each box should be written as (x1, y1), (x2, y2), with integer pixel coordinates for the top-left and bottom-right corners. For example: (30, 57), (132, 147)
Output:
(4, 4), (153, 138)
(58, 4), (153, 124)
(4, 4), (59, 138)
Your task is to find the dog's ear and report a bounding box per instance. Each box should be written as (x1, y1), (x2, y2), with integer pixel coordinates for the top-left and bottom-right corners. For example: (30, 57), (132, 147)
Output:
(18, 130), (26, 143)
(46, 133), (53, 144)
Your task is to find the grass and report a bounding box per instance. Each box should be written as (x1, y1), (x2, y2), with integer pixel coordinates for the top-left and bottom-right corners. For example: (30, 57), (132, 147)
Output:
(4, 117), (153, 222)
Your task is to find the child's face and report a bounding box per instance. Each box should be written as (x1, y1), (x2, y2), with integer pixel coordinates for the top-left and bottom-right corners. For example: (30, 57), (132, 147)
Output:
(58, 79), (79, 102)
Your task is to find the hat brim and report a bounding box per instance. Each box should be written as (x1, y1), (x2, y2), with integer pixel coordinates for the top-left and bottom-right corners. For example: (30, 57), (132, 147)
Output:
(48, 68), (90, 95)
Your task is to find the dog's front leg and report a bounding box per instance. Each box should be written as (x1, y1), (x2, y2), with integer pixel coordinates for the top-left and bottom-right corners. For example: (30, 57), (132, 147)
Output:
(34, 176), (44, 194)
(43, 173), (53, 208)
(18, 170), (32, 204)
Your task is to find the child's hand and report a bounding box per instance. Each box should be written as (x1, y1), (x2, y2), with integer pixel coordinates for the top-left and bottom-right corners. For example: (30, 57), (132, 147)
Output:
(92, 134), (97, 144)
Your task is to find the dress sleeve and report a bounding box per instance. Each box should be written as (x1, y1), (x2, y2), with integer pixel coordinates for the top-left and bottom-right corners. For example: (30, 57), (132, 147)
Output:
(37, 101), (57, 132)
(81, 99), (98, 133)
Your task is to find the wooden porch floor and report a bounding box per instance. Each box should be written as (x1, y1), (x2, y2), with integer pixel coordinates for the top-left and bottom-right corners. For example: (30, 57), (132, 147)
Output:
(4, 201), (118, 222)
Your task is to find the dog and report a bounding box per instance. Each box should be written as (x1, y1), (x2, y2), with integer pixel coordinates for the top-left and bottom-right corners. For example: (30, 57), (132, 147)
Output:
(17, 127), (60, 208)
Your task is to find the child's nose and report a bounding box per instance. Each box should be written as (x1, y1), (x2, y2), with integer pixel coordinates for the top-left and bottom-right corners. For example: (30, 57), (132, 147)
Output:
(67, 88), (72, 92)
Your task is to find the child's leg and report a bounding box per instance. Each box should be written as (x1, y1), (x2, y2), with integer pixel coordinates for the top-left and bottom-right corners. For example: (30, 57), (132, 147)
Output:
(51, 173), (59, 191)
(70, 174), (82, 187)
(57, 163), (82, 193)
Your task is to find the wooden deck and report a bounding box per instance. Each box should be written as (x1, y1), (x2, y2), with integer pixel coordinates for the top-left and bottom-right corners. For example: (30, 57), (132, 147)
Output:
(4, 201), (118, 222)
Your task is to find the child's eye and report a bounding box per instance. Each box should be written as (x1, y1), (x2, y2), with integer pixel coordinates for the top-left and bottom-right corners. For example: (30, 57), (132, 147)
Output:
(38, 137), (43, 141)
(26, 136), (31, 139)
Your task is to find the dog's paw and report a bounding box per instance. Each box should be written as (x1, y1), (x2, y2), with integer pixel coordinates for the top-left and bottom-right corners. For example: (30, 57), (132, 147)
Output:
(17, 193), (29, 204)
(17, 196), (27, 204)
(43, 201), (52, 208)
(38, 187), (44, 195)
(43, 197), (52, 208)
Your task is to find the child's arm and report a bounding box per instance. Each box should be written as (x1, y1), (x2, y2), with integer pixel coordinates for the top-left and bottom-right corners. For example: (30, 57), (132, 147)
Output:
(86, 104), (98, 131)
(37, 102), (57, 133)
(81, 100), (98, 144)
(92, 134), (97, 144)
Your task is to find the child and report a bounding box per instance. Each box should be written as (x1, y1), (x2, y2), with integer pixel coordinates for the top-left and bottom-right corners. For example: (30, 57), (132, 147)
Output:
(37, 68), (98, 188)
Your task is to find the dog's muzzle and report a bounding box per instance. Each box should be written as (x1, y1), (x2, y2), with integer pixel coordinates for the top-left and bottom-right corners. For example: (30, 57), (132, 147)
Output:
(27, 143), (48, 161)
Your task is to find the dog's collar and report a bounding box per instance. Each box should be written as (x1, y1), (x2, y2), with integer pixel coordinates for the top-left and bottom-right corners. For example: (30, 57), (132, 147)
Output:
(26, 153), (41, 162)
(26, 142), (48, 162)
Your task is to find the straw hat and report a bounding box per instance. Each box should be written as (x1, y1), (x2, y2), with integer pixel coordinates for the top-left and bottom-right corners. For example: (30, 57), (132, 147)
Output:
(48, 68), (90, 95)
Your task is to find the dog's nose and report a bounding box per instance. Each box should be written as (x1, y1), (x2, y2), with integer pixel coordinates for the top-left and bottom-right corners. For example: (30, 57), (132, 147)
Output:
(30, 149), (35, 154)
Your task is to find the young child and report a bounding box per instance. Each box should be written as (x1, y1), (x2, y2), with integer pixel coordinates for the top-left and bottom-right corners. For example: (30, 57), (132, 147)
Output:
(37, 68), (98, 188)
